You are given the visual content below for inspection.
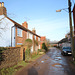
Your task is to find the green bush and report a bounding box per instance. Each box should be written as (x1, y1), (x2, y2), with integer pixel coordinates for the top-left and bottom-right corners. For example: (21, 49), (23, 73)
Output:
(31, 53), (37, 58)
(23, 39), (32, 49)
(0, 47), (8, 51)
(25, 49), (31, 61)
(23, 39), (32, 61)
(38, 49), (45, 52)
(0, 47), (8, 61)
(38, 49), (42, 52)
(42, 43), (48, 52)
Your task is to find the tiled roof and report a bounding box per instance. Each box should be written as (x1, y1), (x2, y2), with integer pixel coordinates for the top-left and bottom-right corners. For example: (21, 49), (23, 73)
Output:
(5, 16), (41, 38)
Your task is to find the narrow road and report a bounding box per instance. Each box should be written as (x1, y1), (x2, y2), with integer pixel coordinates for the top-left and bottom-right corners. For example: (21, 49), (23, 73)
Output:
(15, 47), (75, 75)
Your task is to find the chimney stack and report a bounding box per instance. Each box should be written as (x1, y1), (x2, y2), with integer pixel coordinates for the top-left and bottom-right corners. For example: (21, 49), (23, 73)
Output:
(2, 2), (4, 7)
(0, 2), (7, 16)
(32, 28), (36, 33)
(22, 21), (28, 29)
(0, 2), (1, 7)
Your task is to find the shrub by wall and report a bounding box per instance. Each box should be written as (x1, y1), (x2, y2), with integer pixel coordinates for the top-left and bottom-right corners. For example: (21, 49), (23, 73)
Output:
(0, 47), (20, 69)
(42, 43), (48, 52)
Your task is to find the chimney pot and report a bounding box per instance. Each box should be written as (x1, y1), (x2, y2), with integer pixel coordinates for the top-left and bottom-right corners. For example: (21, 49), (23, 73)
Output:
(0, 2), (1, 7)
(22, 21), (28, 29)
(32, 28), (36, 33)
(2, 2), (4, 7)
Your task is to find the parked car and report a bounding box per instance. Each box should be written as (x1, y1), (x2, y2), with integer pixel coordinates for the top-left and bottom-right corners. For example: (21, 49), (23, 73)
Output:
(61, 47), (72, 56)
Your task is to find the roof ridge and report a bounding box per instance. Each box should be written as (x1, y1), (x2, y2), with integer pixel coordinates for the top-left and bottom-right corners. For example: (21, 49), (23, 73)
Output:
(5, 16), (41, 37)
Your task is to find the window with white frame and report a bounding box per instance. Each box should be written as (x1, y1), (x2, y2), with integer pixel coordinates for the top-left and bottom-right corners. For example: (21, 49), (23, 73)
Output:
(17, 28), (22, 37)
(34, 36), (36, 40)
(38, 37), (40, 41)
(17, 43), (22, 45)
(29, 33), (33, 40)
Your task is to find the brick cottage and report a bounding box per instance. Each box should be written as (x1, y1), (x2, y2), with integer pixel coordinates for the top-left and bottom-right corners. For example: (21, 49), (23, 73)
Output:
(0, 2), (48, 68)
(0, 2), (42, 53)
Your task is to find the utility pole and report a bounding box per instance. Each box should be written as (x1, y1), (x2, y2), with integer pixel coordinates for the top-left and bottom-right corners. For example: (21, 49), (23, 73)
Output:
(68, 0), (75, 60)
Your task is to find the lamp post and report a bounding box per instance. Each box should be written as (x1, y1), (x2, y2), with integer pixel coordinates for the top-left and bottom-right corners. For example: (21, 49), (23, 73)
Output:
(56, 0), (75, 60)
(68, 0), (74, 60)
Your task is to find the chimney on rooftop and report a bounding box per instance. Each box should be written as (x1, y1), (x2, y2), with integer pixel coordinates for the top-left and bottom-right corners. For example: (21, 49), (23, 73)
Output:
(0, 2), (1, 7)
(32, 28), (36, 33)
(2, 2), (4, 7)
(22, 21), (28, 29)
(0, 2), (7, 16)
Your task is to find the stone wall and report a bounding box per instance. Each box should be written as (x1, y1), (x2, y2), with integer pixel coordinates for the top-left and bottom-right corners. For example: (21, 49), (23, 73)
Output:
(0, 47), (21, 69)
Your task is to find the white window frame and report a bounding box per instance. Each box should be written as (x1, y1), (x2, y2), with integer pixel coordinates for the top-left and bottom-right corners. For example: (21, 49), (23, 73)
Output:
(17, 28), (22, 37)
(17, 43), (22, 45)
(38, 37), (40, 41)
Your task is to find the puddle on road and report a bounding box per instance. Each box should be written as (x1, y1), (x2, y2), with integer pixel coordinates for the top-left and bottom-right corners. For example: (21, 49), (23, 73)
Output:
(54, 57), (61, 61)
(55, 57), (61, 59)
(55, 65), (62, 68)
(55, 59), (59, 61)
(41, 61), (44, 63)
(52, 63), (63, 68)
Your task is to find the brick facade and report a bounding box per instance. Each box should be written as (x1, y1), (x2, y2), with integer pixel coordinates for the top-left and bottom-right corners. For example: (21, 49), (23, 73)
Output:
(15, 22), (41, 52)
(15, 22), (28, 47)
(40, 36), (46, 49)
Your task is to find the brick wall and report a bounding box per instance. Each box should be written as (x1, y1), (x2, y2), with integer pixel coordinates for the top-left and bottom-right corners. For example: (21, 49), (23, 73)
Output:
(40, 36), (46, 49)
(15, 22), (27, 47)
(0, 47), (21, 69)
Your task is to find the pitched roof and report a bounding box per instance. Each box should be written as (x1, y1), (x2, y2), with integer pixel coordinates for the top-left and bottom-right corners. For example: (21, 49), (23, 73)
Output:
(5, 16), (41, 38)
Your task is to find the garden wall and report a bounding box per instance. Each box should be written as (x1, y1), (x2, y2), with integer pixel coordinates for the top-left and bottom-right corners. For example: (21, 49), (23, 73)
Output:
(0, 47), (21, 69)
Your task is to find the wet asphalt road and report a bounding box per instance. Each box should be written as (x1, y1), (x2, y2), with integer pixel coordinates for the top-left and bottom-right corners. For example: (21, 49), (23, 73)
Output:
(15, 47), (75, 75)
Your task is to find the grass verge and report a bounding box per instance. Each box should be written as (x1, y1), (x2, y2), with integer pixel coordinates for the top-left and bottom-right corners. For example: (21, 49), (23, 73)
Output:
(0, 61), (29, 75)
(0, 53), (44, 75)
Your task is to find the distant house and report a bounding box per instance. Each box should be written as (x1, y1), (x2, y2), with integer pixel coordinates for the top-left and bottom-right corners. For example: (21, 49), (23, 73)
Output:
(65, 33), (71, 43)
(40, 36), (46, 48)
(0, 2), (41, 53)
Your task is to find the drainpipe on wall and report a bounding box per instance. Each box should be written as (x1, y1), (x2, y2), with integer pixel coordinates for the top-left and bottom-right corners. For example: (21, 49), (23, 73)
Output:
(11, 26), (15, 47)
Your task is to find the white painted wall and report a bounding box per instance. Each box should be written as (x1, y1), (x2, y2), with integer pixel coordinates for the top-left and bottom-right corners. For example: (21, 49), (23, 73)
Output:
(27, 32), (33, 40)
(29, 33), (33, 52)
(0, 15), (15, 47)
(39, 44), (40, 49)
(38, 37), (40, 41)
(31, 46), (33, 53)
(26, 32), (33, 52)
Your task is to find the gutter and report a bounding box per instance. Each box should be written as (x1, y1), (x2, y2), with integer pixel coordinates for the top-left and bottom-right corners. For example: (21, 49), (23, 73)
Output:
(11, 26), (15, 47)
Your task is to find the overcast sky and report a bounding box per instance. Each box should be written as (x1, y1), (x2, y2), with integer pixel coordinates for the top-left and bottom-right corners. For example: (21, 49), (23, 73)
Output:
(0, 0), (75, 41)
